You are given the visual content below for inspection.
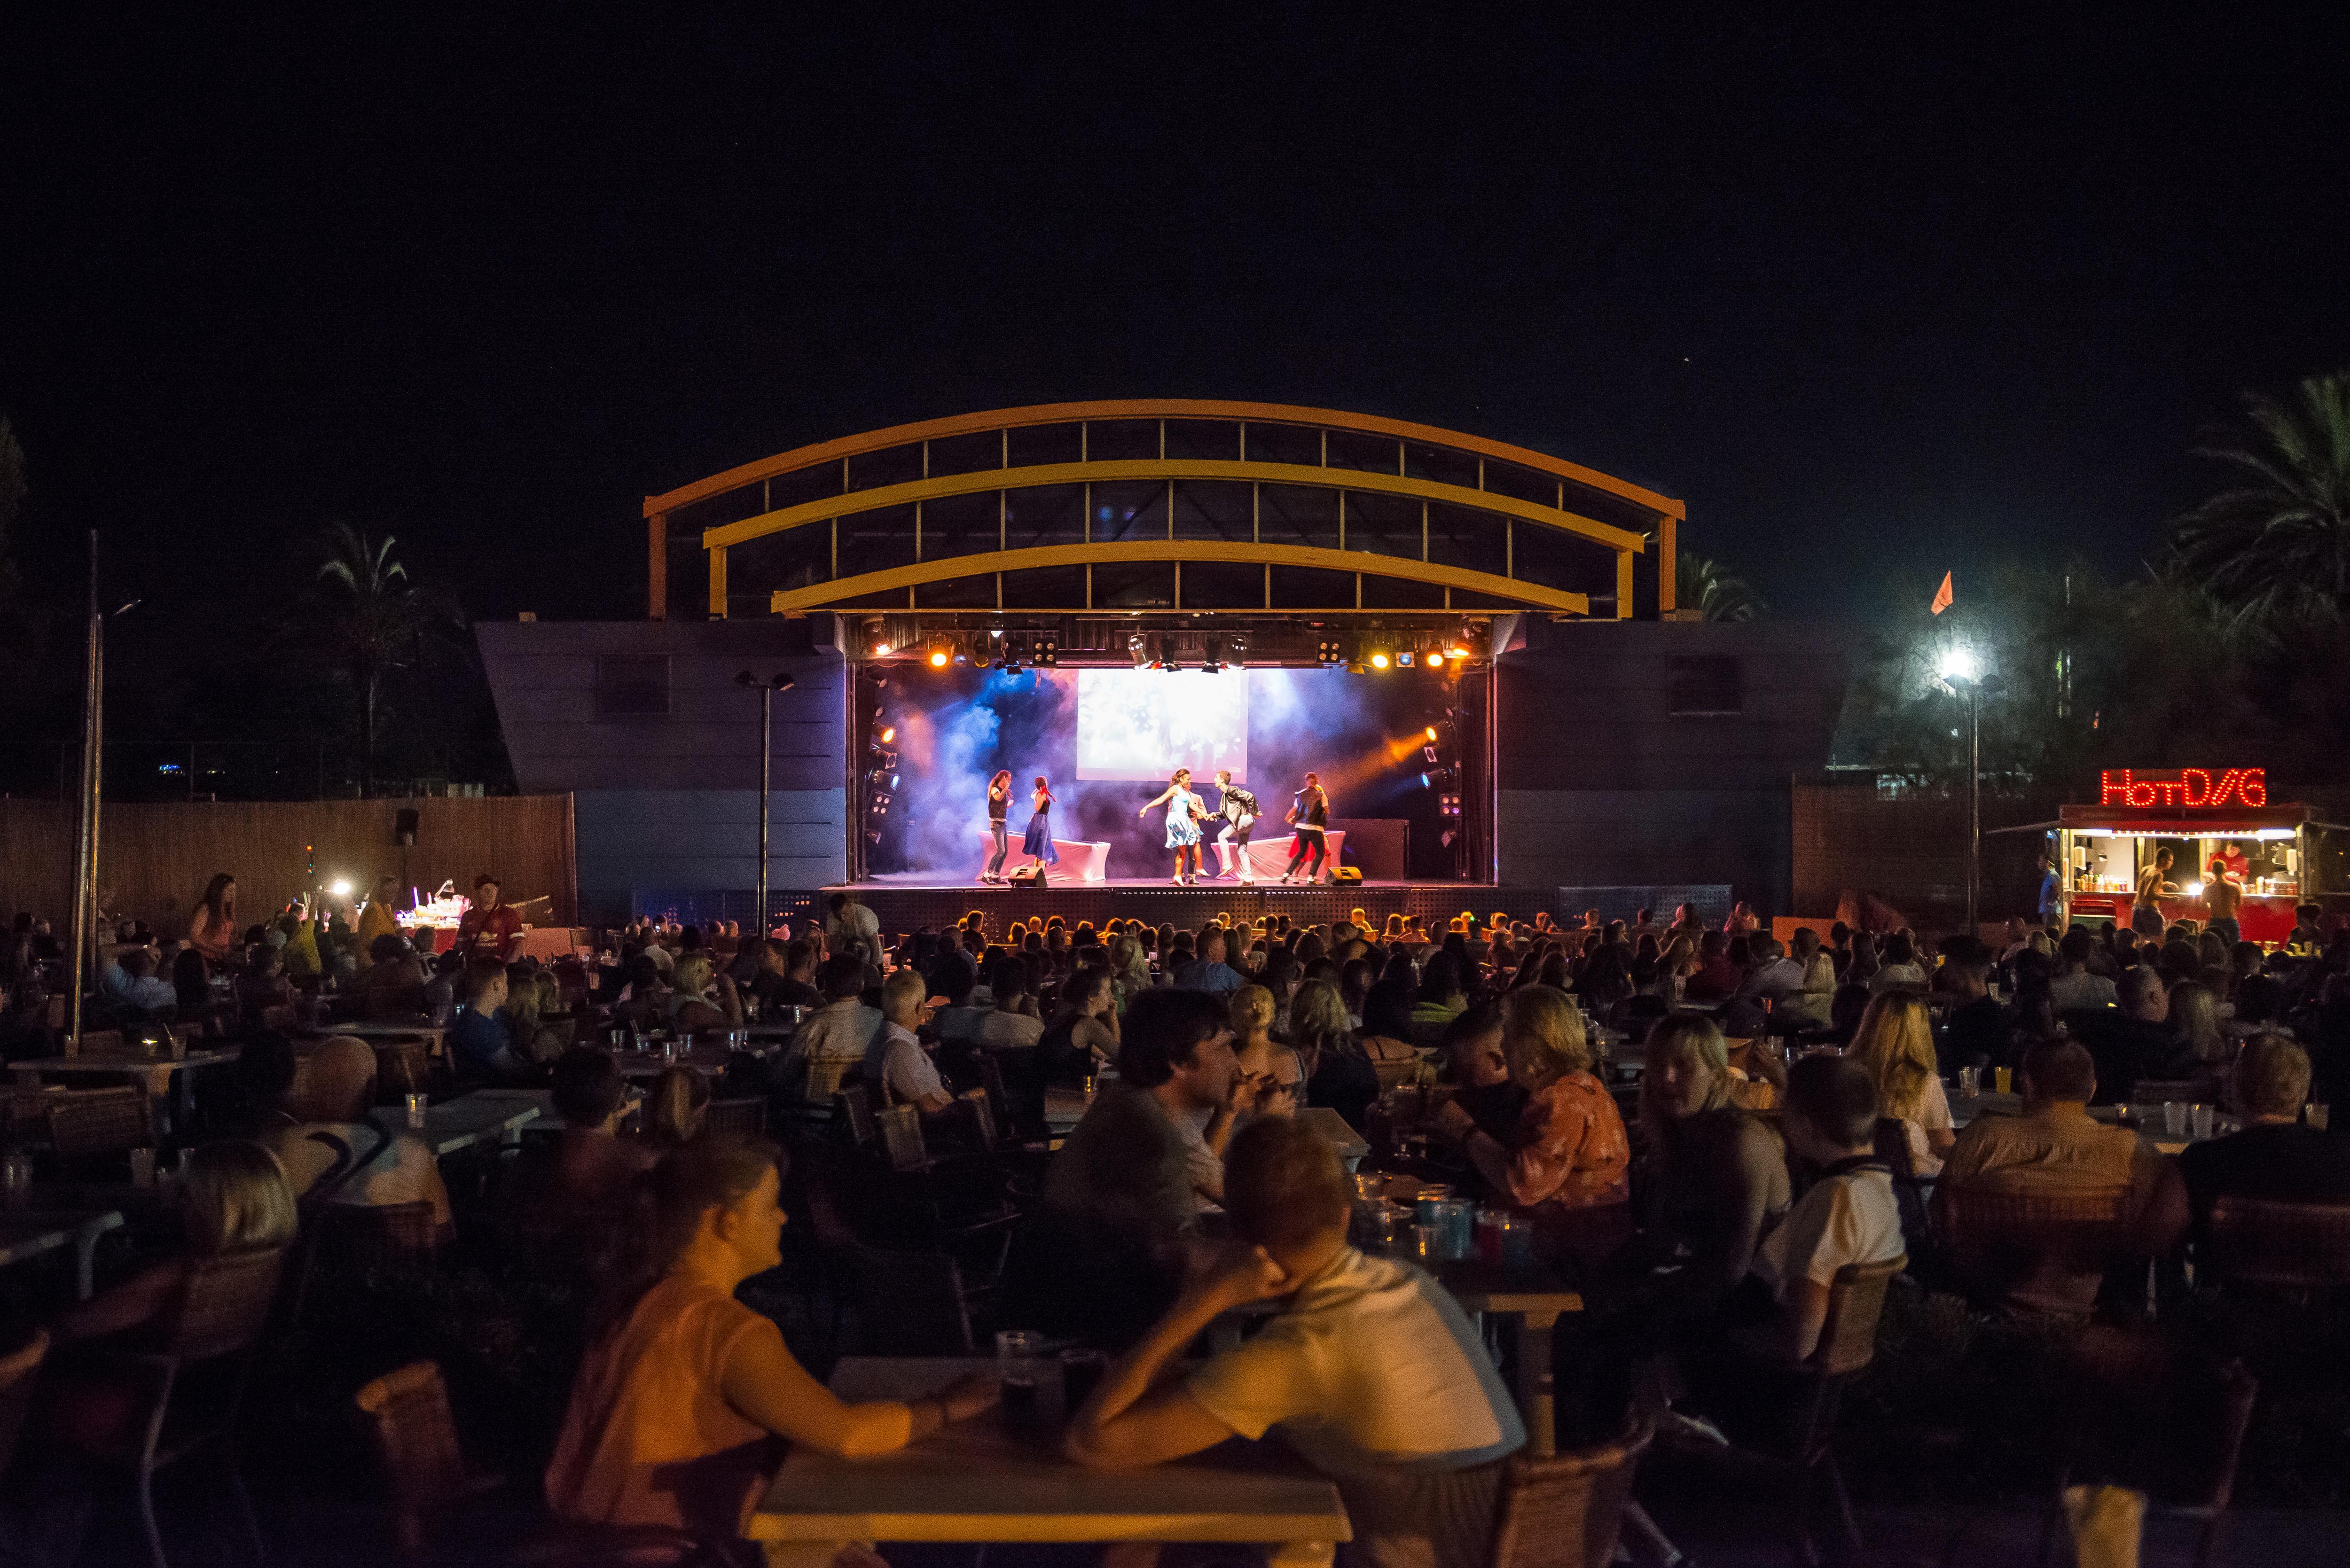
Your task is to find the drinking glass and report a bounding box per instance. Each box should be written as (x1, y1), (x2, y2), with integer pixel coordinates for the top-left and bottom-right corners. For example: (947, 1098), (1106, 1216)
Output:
(2308, 1103), (2331, 1131)
(2162, 1101), (2187, 1137)
(1059, 1348), (1108, 1409)
(1413, 1223), (1442, 1261)
(1958, 1067), (1980, 1099)
(2191, 1103), (2215, 1140)
(407, 1092), (429, 1129)
(1498, 1214), (1536, 1271)
(995, 1330), (1047, 1419)
(2, 1152), (32, 1210)
(129, 1147), (156, 1188)
(1993, 1066), (2013, 1094)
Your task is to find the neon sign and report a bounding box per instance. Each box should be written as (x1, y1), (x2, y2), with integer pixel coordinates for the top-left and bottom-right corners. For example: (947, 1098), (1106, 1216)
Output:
(2098, 768), (2267, 809)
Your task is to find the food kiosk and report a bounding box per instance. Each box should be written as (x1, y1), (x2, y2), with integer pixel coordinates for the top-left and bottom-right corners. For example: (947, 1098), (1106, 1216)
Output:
(2054, 767), (2346, 945)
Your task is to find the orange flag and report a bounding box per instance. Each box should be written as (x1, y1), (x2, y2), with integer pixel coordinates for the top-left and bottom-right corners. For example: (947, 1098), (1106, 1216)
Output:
(1929, 571), (1954, 616)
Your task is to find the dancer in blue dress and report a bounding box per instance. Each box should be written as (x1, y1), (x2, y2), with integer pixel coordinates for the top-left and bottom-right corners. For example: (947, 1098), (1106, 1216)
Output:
(1138, 767), (1207, 885)
(1021, 775), (1059, 883)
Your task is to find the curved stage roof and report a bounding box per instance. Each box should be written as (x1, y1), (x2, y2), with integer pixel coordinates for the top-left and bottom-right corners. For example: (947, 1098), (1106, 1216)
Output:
(646, 399), (1682, 625)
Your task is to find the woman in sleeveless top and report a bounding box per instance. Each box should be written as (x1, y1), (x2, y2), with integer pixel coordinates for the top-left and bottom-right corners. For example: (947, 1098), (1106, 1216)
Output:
(1138, 768), (1206, 885)
(982, 771), (1013, 884)
(1019, 776), (1059, 883)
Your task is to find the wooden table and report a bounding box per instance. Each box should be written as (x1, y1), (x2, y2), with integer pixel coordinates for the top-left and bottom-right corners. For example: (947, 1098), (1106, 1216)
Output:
(0, 1209), (125, 1300)
(303, 1021), (450, 1059)
(1433, 1259), (1583, 1459)
(1950, 1091), (2236, 1155)
(746, 1357), (1350, 1567)
(10, 1050), (243, 1138)
(376, 1092), (540, 1156)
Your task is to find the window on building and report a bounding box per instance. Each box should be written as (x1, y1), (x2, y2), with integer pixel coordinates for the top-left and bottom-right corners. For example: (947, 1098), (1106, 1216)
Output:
(595, 654), (671, 718)
(1667, 655), (1741, 716)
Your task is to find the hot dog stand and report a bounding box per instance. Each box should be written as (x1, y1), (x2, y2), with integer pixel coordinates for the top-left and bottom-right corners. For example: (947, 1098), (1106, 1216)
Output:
(2054, 767), (2346, 945)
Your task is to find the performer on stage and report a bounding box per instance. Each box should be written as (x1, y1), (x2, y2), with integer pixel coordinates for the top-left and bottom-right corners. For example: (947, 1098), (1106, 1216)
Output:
(1139, 767), (1208, 886)
(1211, 768), (1260, 884)
(1280, 772), (1330, 884)
(981, 769), (1014, 884)
(1022, 775), (1060, 884)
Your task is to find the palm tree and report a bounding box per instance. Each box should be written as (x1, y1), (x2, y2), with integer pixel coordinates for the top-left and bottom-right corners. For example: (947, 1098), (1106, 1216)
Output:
(2170, 371), (2350, 631)
(307, 524), (462, 796)
(1677, 550), (1766, 621)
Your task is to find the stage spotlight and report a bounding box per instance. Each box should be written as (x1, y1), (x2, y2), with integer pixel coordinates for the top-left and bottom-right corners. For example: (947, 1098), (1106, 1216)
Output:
(1036, 635), (1058, 667)
(1316, 637), (1342, 665)
(873, 643), (892, 657)
(1397, 651), (1416, 668)
(1424, 745), (1440, 764)
(1425, 726), (1439, 742)
(1419, 772), (1431, 788)
(1370, 651), (1391, 670)
(1426, 648), (1446, 668)
(879, 726), (895, 743)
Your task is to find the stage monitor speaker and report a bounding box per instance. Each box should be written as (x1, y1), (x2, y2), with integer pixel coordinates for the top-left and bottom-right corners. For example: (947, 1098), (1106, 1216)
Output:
(1329, 866), (1363, 885)
(394, 808), (419, 847)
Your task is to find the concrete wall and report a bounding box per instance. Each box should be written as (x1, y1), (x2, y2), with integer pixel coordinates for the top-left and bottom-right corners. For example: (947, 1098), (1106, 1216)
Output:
(477, 619), (848, 921)
(1494, 619), (1852, 915)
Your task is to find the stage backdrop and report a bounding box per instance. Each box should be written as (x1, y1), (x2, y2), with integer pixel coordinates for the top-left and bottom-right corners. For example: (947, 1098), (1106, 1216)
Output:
(0, 795), (577, 940)
(878, 666), (1458, 881)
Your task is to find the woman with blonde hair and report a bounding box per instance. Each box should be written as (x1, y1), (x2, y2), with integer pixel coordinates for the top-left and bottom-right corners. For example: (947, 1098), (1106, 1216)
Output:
(1434, 987), (1631, 1230)
(1107, 934), (1152, 1013)
(502, 966), (566, 1063)
(1779, 947), (1839, 1028)
(1634, 1013), (1788, 1316)
(1842, 990), (1953, 1176)
(666, 952), (743, 1035)
(1289, 978), (1375, 1129)
(2169, 979), (2228, 1066)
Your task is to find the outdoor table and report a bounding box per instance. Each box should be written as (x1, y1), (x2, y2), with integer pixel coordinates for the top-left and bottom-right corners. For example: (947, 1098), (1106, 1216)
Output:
(746, 1356), (1351, 1567)
(376, 1091), (540, 1156)
(1950, 1091), (2237, 1155)
(9, 1049), (242, 1139)
(483, 1085), (644, 1134)
(1042, 1086), (1092, 1135)
(302, 1020), (451, 1059)
(0, 1209), (125, 1300)
(1430, 1258), (1583, 1459)
(1296, 1107), (1369, 1170)
(613, 1044), (761, 1079)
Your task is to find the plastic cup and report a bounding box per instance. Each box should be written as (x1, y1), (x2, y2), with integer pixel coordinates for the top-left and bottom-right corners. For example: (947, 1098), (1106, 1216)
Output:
(129, 1147), (156, 1188)
(407, 1092), (429, 1129)
(995, 1329), (1046, 1418)
(2308, 1103), (2331, 1131)
(1059, 1348), (1108, 1409)
(1, 1152), (31, 1210)
(1993, 1066), (2013, 1094)
(2191, 1103), (2215, 1141)
(2163, 1101), (2187, 1137)
(1438, 1199), (1475, 1261)
(1958, 1067), (1979, 1099)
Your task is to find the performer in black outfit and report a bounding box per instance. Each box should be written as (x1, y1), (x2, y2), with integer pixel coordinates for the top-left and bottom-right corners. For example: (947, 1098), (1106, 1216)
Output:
(1281, 772), (1330, 884)
(1211, 769), (1260, 884)
(981, 770), (1013, 884)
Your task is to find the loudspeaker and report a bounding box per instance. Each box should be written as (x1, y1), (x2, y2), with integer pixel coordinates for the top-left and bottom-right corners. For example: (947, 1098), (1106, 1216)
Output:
(1329, 866), (1363, 885)
(394, 809), (420, 847)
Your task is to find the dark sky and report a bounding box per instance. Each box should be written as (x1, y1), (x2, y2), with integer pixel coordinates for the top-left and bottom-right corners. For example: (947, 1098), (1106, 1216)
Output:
(4, 8), (2346, 635)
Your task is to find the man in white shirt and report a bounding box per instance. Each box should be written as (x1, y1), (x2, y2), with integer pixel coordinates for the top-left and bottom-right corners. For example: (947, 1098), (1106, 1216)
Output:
(783, 954), (883, 1105)
(1066, 1116), (1524, 1568)
(867, 968), (955, 1112)
(1738, 1055), (1905, 1359)
(261, 1037), (454, 1231)
(1172, 927), (1246, 997)
(937, 957), (1045, 1051)
(2050, 927), (2120, 1013)
(1733, 935), (1806, 1007)
(822, 891), (880, 958)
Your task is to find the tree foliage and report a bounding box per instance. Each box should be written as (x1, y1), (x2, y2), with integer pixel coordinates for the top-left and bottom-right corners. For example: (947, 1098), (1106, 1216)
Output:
(301, 523), (466, 796)
(2170, 371), (2350, 633)
(1677, 549), (1766, 621)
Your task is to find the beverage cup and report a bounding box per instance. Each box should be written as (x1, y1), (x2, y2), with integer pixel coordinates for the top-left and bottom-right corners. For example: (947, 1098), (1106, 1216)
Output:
(1993, 1067), (2013, 1094)
(129, 1147), (156, 1188)
(1958, 1067), (1979, 1099)
(1475, 1208), (1504, 1264)
(1059, 1348), (1108, 1410)
(1413, 1223), (1442, 1261)
(2, 1152), (33, 1210)
(2192, 1103), (2215, 1141)
(995, 1330), (1046, 1420)
(1438, 1200), (1475, 1261)
(2308, 1103), (2331, 1131)
(2163, 1101), (2187, 1137)
(1499, 1214), (1535, 1271)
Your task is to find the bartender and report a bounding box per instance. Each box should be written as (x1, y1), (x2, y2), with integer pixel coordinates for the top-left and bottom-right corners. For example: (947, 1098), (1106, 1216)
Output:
(2204, 854), (2245, 944)
(2216, 839), (2251, 882)
(2132, 846), (2177, 937)
(456, 873), (525, 962)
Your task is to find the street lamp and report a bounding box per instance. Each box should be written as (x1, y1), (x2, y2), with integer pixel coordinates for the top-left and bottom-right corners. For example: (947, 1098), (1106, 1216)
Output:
(736, 671), (796, 938)
(1934, 647), (2004, 936)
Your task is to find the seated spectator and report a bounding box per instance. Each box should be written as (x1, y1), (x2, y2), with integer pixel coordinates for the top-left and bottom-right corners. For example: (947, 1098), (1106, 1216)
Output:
(264, 1036), (454, 1230)
(781, 954), (883, 1106)
(1870, 931), (1927, 992)
(1843, 990), (1955, 1176)
(2169, 979), (2227, 1070)
(665, 953), (743, 1036)
(1685, 930), (1741, 1001)
(2077, 967), (2194, 1104)
(644, 1064), (713, 1149)
(1434, 986), (1632, 1263)
(1734, 936), (1805, 1008)
(1291, 978), (1379, 1132)
(547, 1138), (996, 1543)
(937, 956), (1045, 1051)
(2181, 1034), (2350, 1225)
(1439, 999), (1524, 1148)
(747, 938), (823, 1016)
(360, 933), (430, 1014)
(502, 966), (567, 1064)
(866, 968), (954, 1113)
(1173, 927), (1246, 996)
(1934, 1038), (2185, 1313)
(546, 1047), (657, 1204)
(450, 958), (533, 1082)
(1040, 965), (1122, 1081)
(1633, 1015), (1791, 1322)
(2229, 942), (2286, 1025)
(1226, 984), (1301, 1114)
(1411, 952), (1469, 1028)
(1064, 1116), (1525, 1568)
(100, 946), (176, 1015)
(2046, 928), (2121, 1012)
(1048, 988), (1255, 1223)
(1936, 936), (2015, 1070)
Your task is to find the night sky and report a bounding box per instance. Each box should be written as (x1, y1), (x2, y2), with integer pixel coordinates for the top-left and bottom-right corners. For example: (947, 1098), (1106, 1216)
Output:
(4, 10), (2346, 639)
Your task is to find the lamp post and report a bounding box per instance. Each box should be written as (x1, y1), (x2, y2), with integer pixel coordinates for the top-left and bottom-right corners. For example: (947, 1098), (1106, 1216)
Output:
(1935, 647), (2005, 937)
(736, 671), (795, 939)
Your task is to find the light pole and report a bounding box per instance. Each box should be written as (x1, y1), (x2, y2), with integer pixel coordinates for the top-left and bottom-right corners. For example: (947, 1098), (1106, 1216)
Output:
(736, 671), (795, 939)
(1935, 647), (2004, 936)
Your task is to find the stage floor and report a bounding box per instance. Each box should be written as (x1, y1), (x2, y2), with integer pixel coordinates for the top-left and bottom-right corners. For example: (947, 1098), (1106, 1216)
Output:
(816, 878), (1559, 930)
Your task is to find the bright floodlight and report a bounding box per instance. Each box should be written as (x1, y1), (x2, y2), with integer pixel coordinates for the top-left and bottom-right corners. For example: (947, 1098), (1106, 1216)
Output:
(1938, 647), (1978, 682)
(331, 880), (351, 897)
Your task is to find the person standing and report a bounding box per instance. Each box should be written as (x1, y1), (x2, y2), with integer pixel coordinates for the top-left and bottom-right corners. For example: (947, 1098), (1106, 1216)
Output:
(1279, 772), (1329, 885)
(458, 874), (525, 962)
(2202, 853), (2244, 945)
(2132, 847), (2176, 938)
(1021, 775), (1061, 885)
(982, 770), (1014, 884)
(1211, 769), (1260, 884)
(188, 873), (239, 963)
(1139, 768), (1207, 886)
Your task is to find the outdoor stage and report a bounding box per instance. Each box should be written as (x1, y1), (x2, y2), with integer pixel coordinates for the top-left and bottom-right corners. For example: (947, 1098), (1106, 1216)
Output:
(822, 877), (1564, 932)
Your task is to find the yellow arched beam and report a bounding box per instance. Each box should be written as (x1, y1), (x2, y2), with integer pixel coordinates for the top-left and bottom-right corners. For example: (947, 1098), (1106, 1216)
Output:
(701, 459), (1647, 557)
(646, 398), (1686, 525)
(762, 541), (1591, 618)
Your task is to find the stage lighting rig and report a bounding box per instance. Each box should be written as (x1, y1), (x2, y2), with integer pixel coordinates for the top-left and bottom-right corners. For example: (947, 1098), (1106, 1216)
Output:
(1129, 633), (1149, 670)
(1369, 651), (1391, 671)
(1035, 634), (1058, 667)
(1316, 636), (1343, 666)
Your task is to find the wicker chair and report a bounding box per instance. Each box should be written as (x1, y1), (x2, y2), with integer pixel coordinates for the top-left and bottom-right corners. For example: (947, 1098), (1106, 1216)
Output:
(317, 1200), (442, 1277)
(0, 1327), (51, 1478)
(47, 1085), (154, 1172)
(352, 1360), (503, 1555)
(95, 1246), (290, 1568)
(832, 1084), (876, 1151)
(1935, 1182), (2131, 1318)
(1491, 1421), (1652, 1568)
(703, 1096), (768, 1139)
(2202, 1196), (2350, 1297)
(1873, 1116), (1937, 1251)
(371, 1039), (435, 1102)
